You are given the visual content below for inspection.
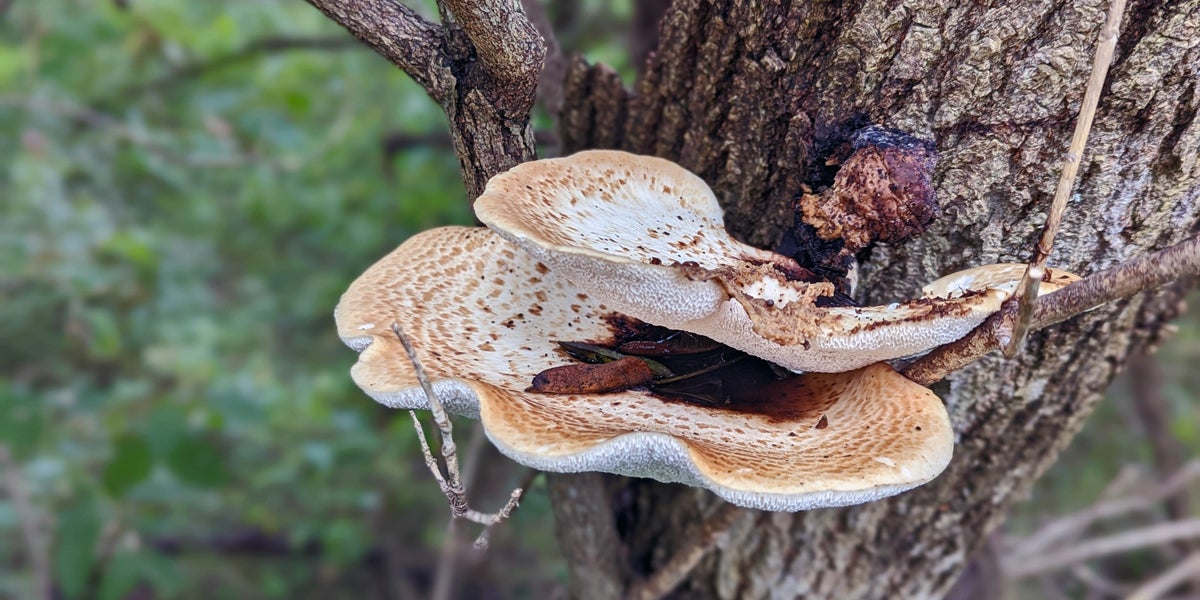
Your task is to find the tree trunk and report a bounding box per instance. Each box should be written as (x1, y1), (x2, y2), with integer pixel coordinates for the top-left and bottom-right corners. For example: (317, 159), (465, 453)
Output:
(550, 0), (1200, 597)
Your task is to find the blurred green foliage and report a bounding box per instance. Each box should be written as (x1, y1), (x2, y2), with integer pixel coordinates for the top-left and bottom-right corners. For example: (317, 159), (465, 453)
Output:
(0, 1), (525, 597)
(1, 1), (1196, 599)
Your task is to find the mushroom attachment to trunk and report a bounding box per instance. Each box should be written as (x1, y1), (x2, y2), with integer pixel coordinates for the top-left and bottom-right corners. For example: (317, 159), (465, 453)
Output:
(335, 227), (955, 511)
(474, 150), (1025, 373)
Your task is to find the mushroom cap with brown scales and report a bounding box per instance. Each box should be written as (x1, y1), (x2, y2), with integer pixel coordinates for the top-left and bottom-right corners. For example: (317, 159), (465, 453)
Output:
(334, 226), (955, 511)
(922, 263), (1082, 300)
(474, 150), (1020, 373)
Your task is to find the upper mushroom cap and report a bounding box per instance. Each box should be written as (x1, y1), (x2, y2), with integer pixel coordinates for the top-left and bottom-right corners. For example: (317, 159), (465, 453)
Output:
(474, 150), (1011, 373)
(335, 226), (954, 511)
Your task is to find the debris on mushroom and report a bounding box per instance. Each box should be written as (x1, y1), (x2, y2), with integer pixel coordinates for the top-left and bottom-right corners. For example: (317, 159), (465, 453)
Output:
(474, 149), (1028, 374)
(529, 357), (655, 394)
(334, 226), (955, 511)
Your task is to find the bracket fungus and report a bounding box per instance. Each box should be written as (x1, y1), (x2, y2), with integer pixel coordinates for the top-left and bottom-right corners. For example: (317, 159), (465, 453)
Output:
(336, 150), (1079, 511)
(336, 227), (954, 511)
(474, 150), (1018, 373)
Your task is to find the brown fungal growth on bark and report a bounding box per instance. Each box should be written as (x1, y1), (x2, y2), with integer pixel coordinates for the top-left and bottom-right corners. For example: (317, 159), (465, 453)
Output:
(784, 126), (939, 289)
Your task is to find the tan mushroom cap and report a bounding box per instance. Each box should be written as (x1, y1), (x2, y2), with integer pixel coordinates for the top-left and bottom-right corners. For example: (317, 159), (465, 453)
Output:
(334, 226), (954, 511)
(922, 263), (1082, 299)
(475, 150), (1012, 373)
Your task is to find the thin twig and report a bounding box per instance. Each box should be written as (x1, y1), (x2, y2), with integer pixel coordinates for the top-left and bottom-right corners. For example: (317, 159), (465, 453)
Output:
(391, 325), (529, 541)
(101, 35), (361, 107)
(473, 468), (538, 551)
(1070, 564), (1132, 597)
(627, 502), (745, 600)
(904, 236), (1200, 385)
(395, 325), (468, 514)
(1130, 355), (1194, 527)
(1126, 551), (1200, 600)
(431, 422), (487, 600)
(1021, 461), (1200, 558)
(1005, 519), (1200, 578)
(431, 517), (459, 600)
(0, 446), (52, 600)
(1008, 465), (1147, 559)
(1006, 0), (1127, 356)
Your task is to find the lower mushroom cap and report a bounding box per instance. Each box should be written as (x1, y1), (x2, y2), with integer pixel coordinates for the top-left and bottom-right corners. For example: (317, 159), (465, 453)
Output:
(477, 363), (953, 510)
(334, 226), (955, 511)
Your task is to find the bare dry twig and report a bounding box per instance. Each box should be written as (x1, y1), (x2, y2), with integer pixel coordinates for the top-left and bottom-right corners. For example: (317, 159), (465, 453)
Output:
(1007, 0), (1127, 356)
(1127, 551), (1200, 600)
(1008, 465), (1146, 559)
(102, 35), (361, 106)
(1003, 458), (1200, 561)
(392, 325), (528, 550)
(1005, 519), (1200, 578)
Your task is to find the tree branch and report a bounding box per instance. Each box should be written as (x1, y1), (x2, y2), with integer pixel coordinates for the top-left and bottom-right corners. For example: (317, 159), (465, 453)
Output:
(393, 325), (528, 546)
(1006, 0), (1127, 356)
(1127, 551), (1200, 600)
(440, 0), (544, 114)
(546, 473), (626, 599)
(1004, 519), (1200, 578)
(108, 35), (362, 104)
(304, 0), (450, 101)
(307, 0), (544, 199)
(903, 236), (1200, 385)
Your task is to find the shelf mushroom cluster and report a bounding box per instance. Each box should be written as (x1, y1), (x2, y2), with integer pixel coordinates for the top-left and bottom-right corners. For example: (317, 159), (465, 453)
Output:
(335, 150), (1078, 511)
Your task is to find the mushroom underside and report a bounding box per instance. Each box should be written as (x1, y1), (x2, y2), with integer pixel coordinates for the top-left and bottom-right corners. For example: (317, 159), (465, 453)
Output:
(334, 226), (955, 511)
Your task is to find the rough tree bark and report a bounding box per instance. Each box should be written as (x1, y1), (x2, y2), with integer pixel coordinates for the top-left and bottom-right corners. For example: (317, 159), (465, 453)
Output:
(552, 0), (1199, 597)
(312, 0), (1198, 597)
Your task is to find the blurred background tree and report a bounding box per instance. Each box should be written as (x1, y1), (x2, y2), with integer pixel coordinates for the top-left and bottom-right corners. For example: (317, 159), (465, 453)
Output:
(0, 1), (1196, 598)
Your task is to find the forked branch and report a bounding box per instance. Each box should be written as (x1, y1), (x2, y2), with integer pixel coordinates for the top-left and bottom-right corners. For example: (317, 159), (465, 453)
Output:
(305, 1), (448, 98)
(306, 0), (545, 198)
(392, 324), (528, 549)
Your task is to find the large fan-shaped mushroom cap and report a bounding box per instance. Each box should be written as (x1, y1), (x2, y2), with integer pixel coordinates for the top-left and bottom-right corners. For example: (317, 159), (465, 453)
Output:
(474, 150), (1012, 373)
(334, 226), (954, 511)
